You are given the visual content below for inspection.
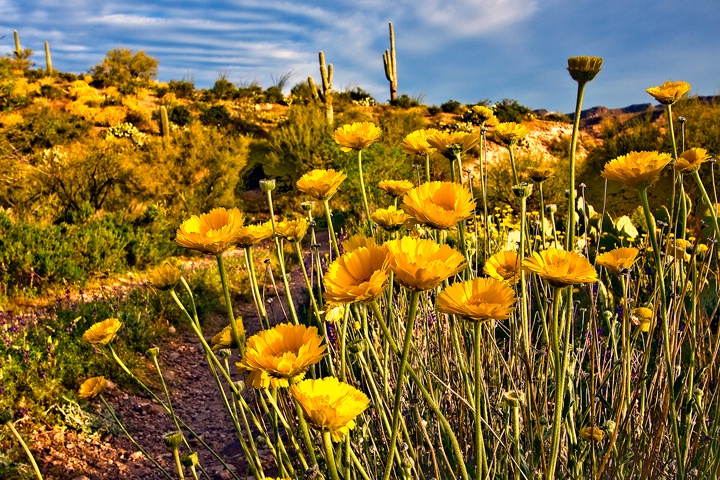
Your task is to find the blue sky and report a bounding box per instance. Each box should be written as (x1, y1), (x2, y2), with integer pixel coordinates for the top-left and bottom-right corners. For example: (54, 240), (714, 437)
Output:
(1, 0), (718, 113)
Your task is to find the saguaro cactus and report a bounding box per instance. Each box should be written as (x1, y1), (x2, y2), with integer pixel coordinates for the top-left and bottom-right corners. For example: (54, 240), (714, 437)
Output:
(13, 30), (21, 58)
(310, 51), (334, 125)
(383, 22), (397, 102)
(44, 41), (53, 74)
(160, 105), (170, 138)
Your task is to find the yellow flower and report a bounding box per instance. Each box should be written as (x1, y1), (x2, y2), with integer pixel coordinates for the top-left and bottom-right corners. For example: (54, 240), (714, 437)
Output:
(274, 218), (309, 243)
(333, 122), (382, 152)
(526, 165), (555, 183)
(176, 207), (245, 255)
(470, 105), (495, 124)
(324, 305), (346, 323)
(342, 233), (376, 253)
(401, 181), (476, 230)
(595, 247), (639, 275)
(290, 377), (370, 442)
(483, 250), (522, 284)
(233, 221), (274, 248)
(82, 318), (123, 345)
(493, 122), (528, 146)
(630, 307), (654, 332)
(385, 237), (466, 291)
(436, 277), (516, 322)
(522, 248), (598, 288)
(146, 260), (183, 291)
(579, 426), (604, 442)
(426, 131), (479, 159)
(646, 81), (691, 105)
(371, 206), (412, 232)
(324, 245), (390, 304)
(378, 179), (415, 198)
(400, 128), (439, 156)
(601, 151), (672, 189)
(674, 148), (710, 174)
(666, 238), (691, 262)
(211, 324), (245, 351)
(567, 56), (603, 83)
(237, 323), (327, 389)
(296, 169), (347, 200)
(78, 376), (107, 399)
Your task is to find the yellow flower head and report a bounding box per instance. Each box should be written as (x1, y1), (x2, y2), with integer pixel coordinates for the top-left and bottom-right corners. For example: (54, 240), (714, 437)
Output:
(426, 130), (479, 159)
(342, 233), (376, 253)
(324, 305), (346, 324)
(385, 237), (466, 291)
(82, 318), (123, 345)
(378, 179), (415, 198)
(526, 165), (555, 183)
(274, 218), (309, 243)
(78, 376), (107, 399)
(401, 128), (439, 156)
(631, 307), (654, 332)
(595, 247), (639, 275)
(211, 324), (245, 351)
(567, 56), (603, 83)
(371, 206), (412, 232)
(237, 323), (327, 389)
(470, 105), (495, 124)
(324, 245), (390, 304)
(436, 277), (516, 322)
(493, 122), (528, 146)
(146, 260), (183, 291)
(601, 151), (672, 189)
(579, 426), (604, 442)
(290, 377), (370, 442)
(666, 238), (691, 262)
(484, 250), (522, 284)
(522, 248), (598, 288)
(646, 81), (691, 105)
(296, 169), (347, 200)
(402, 181), (476, 230)
(233, 221), (274, 248)
(674, 148), (710, 174)
(176, 207), (245, 255)
(333, 122), (382, 152)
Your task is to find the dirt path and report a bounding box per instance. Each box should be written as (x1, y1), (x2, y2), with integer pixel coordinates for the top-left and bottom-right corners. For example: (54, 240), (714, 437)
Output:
(31, 237), (322, 480)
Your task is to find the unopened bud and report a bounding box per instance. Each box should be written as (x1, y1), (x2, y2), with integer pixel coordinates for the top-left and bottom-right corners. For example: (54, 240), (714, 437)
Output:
(163, 431), (183, 450)
(180, 452), (199, 467)
(259, 178), (276, 192)
(146, 347), (160, 360)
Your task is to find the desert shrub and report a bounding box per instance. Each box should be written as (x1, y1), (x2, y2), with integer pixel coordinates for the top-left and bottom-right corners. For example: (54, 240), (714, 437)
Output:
(167, 105), (193, 126)
(199, 104), (232, 128)
(390, 94), (421, 109)
(0, 104), (92, 155)
(377, 108), (428, 147)
(168, 79), (195, 99)
(441, 99), (464, 114)
(89, 48), (158, 93)
(208, 75), (236, 101)
(493, 98), (533, 123)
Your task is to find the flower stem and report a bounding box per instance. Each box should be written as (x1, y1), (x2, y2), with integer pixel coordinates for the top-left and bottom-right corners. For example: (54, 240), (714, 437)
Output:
(323, 198), (341, 257)
(358, 149), (372, 224)
(6, 421), (44, 480)
(547, 286), (567, 480)
(322, 431), (341, 480)
(473, 322), (489, 479)
(382, 290), (420, 480)
(566, 80), (588, 251)
(216, 254), (245, 354)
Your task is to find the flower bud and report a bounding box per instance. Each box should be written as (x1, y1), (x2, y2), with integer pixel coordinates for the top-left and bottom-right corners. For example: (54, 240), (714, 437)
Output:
(0, 408), (12, 425)
(511, 182), (533, 199)
(301, 201), (315, 212)
(567, 56), (603, 84)
(259, 178), (276, 192)
(545, 204), (558, 214)
(163, 431), (183, 450)
(146, 347), (160, 360)
(180, 452), (199, 467)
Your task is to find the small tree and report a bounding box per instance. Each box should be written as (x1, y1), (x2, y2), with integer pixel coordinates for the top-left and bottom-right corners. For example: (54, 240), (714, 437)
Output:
(90, 49), (158, 92)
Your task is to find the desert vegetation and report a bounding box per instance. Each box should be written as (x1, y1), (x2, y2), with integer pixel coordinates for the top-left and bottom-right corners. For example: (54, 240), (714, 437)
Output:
(1, 34), (720, 480)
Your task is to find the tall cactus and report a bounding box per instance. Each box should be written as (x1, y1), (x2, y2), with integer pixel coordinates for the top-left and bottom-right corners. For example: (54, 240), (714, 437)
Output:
(383, 22), (397, 102)
(312, 51), (333, 125)
(44, 41), (53, 74)
(159, 105), (170, 138)
(13, 30), (21, 59)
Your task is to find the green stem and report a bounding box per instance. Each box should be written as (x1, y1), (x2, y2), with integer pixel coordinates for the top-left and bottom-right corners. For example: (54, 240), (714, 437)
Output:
(322, 431), (342, 480)
(638, 186), (685, 478)
(424, 153), (431, 183)
(473, 322), (488, 479)
(382, 290), (420, 480)
(244, 247), (270, 330)
(323, 198), (341, 257)
(275, 237), (300, 324)
(566, 80), (588, 251)
(7, 422), (44, 480)
(358, 149), (372, 224)
(692, 170), (720, 240)
(508, 145), (519, 186)
(216, 254), (245, 355)
(99, 395), (173, 479)
(547, 286), (567, 480)
(172, 448), (186, 480)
